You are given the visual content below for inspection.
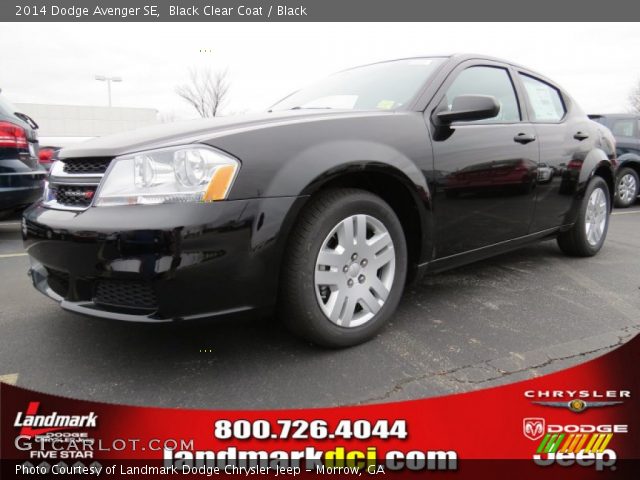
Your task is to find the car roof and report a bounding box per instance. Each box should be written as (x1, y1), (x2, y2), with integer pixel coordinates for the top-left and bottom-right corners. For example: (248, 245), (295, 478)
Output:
(358, 53), (528, 69)
(358, 54), (552, 83)
(448, 53), (528, 68)
(589, 113), (639, 119)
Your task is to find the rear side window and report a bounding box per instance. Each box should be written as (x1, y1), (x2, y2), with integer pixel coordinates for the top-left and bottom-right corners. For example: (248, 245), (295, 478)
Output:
(610, 118), (636, 137)
(443, 66), (521, 123)
(519, 74), (566, 122)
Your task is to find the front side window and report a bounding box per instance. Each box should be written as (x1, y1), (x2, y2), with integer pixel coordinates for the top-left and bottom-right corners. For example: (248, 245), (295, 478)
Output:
(442, 66), (521, 123)
(520, 74), (566, 122)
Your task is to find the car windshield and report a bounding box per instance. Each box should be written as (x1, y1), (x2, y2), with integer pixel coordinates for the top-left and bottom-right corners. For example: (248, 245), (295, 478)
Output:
(270, 58), (446, 112)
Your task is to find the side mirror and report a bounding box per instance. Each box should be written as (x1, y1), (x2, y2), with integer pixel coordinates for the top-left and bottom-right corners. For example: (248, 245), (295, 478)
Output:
(435, 95), (500, 125)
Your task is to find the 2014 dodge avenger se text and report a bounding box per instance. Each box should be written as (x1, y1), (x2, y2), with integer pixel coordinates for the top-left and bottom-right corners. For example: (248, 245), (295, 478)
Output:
(22, 55), (616, 347)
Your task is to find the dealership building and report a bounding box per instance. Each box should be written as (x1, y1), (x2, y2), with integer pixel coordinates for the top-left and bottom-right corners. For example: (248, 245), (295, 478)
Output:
(14, 103), (159, 146)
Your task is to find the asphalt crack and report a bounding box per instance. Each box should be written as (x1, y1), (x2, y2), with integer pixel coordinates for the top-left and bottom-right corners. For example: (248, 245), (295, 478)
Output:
(358, 327), (639, 405)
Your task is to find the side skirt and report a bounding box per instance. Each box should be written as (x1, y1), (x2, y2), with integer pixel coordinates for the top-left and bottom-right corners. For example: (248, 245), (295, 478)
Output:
(420, 226), (569, 275)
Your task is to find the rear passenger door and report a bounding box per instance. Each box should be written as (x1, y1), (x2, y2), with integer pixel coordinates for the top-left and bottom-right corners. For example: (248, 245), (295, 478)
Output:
(517, 72), (590, 232)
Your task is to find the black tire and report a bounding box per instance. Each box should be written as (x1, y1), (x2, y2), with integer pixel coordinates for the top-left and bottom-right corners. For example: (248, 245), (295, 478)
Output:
(614, 167), (639, 208)
(280, 188), (408, 348)
(557, 176), (610, 257)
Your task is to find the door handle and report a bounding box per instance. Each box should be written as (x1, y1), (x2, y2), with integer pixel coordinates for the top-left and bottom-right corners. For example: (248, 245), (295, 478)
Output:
(574, 131), (589, 141)
(514, 133), (536, 144)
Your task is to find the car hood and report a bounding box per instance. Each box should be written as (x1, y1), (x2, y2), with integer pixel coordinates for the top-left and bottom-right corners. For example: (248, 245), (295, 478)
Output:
(59, 110), (395, 159)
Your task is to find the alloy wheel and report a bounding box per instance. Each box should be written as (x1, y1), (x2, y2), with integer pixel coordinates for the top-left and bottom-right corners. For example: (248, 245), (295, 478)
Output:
(585, 187), (608, 246)
(617, 173), (637, 204)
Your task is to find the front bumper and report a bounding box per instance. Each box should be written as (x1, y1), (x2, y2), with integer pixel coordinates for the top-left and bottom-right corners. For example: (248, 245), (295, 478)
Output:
(23, 197), (300, 321)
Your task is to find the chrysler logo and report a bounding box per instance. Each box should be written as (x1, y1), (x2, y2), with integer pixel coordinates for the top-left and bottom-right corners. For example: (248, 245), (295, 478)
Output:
(523, 417), (545, 441)
(532, 400), (623, 413)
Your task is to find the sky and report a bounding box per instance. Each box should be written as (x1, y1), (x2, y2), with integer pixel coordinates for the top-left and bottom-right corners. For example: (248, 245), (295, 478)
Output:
(1, 22), (639, 119)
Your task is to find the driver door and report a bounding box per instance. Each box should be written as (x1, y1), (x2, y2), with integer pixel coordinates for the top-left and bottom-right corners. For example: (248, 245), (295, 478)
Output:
(429, 62), (539, 259)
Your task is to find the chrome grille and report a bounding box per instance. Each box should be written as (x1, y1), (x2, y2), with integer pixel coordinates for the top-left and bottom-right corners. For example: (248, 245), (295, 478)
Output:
(45, 158), (111, 211)
(63, 157), (112, 175)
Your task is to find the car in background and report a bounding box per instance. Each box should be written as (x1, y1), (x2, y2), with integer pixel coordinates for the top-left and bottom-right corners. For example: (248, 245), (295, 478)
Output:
(589, 114), (640, 207)
(0, 91), (46, 218)
(38, 146), (61, 171)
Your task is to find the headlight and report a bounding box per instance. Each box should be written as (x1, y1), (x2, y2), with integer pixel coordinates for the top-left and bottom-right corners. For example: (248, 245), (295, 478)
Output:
(94, 145), (239, 207)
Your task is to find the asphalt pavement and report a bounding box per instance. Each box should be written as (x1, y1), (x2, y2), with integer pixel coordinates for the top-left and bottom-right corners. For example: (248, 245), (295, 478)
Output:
(1, 205), (639, 409)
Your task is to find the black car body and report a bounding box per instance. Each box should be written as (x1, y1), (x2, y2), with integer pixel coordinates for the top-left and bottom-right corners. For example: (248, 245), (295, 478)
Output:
(589, 113), (640, 207)
(23, 55), (616, 347)
(0, 94), (45, 215)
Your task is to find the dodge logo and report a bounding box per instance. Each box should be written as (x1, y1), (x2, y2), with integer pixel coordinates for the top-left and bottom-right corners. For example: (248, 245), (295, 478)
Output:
(523, 417), (545, 441)
(62, 190), (94, 200)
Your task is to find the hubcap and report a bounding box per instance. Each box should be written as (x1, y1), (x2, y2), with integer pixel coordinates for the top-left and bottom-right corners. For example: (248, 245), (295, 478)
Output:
(617, 173), (637, 204)
(585, 187), (608, 247)
(314, 214), (395, 328)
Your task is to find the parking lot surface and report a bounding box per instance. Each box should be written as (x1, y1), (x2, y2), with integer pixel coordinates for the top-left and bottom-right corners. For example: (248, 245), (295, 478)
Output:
(1, 206), (639, 409)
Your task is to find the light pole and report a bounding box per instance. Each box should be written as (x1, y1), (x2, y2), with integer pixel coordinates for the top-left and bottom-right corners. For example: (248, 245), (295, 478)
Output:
(94, 75), (122, 107)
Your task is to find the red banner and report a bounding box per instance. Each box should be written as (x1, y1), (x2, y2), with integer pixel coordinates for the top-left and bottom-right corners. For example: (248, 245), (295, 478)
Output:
(2, 335), (639, 478)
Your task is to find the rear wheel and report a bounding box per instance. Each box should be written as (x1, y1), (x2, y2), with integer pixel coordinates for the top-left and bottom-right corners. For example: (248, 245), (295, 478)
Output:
(614, 167), (639, 208)
(557, 176), (610, 257)
(280, 189), (407, 347)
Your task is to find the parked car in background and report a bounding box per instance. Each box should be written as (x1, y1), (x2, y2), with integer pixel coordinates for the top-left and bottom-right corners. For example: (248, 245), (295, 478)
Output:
(38, 146), (61, 171)
(23, 55), (616, 347)
(589, 114), (640, 207)
(0, 91), (45, 218)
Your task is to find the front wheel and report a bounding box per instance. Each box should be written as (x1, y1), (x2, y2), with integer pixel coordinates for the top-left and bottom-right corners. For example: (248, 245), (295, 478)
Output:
(280, 189), (407, 348)
(614, 167), (639, 208)
(557, 176), (610, 257)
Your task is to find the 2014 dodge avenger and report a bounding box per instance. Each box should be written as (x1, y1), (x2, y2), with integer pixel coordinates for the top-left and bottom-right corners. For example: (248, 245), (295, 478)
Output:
(23, 54), (616, 347)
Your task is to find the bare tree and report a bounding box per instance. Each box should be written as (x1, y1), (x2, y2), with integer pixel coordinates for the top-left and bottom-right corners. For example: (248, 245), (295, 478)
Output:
(629, 78), (640, 114)
(176, 68), (230, 118)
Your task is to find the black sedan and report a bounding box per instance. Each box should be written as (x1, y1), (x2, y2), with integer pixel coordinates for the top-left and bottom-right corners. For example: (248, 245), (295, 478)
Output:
(23, 55), (616, 347)
(0, 92), (45, 217)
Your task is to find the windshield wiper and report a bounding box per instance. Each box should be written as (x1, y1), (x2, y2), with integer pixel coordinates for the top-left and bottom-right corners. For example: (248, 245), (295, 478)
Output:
(267, 106), (335, 113)
(288, 106), (334, 110)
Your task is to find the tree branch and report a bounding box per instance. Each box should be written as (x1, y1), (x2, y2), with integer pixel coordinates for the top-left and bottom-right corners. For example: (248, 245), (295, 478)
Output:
(175, 67), (231, 118)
